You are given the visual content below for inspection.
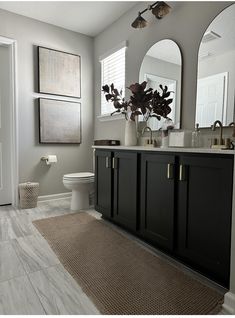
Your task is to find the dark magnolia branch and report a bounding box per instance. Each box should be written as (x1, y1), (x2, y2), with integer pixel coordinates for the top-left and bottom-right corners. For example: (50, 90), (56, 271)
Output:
(102, 81), (173, 122)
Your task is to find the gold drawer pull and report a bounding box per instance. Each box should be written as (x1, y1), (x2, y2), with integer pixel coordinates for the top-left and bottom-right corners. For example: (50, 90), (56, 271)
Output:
(112, 157), (118, 169)
(105, 157), (109, 168)
(179, 164), (185, 181)
(167, 163), (174, 179)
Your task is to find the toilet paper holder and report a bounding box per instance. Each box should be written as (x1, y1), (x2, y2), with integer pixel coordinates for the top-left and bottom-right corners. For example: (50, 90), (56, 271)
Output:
(41, 155), (57, 165)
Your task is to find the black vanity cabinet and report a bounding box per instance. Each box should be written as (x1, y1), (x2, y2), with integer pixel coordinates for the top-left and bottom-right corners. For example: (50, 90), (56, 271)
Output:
(113, 152), (138, 231)
(140, 153), (176, 250)
(95, 148), (233, 287)
(177, 155), (233, 286)
(95, 150), (112, 219)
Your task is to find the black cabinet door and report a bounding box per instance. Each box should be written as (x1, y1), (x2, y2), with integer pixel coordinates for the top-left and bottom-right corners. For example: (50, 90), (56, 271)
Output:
(95, 150), (112, 218)
(177, 155), (233, 287)
(141, 153), (176, 250)
(113, 151), (138, 231)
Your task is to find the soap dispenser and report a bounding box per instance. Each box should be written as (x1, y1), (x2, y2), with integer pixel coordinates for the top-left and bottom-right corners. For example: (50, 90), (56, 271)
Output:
(192, 123), (201, 148)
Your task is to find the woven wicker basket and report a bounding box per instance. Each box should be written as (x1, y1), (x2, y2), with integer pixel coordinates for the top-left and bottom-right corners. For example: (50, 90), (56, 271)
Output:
(19, 182), (39, 209)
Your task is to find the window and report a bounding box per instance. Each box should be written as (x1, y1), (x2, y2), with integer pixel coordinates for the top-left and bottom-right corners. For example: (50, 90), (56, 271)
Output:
(100, 44), (126, 116)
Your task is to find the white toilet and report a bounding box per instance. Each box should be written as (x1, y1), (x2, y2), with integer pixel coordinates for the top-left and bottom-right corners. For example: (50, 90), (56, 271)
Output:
(63, 172), (94, 211)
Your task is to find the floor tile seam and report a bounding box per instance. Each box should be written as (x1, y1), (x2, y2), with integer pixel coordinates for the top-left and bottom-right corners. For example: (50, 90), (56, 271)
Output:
(10, 224), (61, 273)
(10, 237), (31, 279)
(0, 272), (27, 284)
(26, 262), (93, 314)
(0, 238), (29, 284)
(16, 211), (49, 314)
(27, 262), (86, 294)
(26, 270), (47, 315)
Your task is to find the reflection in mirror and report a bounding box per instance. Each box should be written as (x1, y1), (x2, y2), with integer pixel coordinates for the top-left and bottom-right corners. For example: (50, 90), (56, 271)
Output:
(139, 39), (182, 131)
(196, 4), (235, 128)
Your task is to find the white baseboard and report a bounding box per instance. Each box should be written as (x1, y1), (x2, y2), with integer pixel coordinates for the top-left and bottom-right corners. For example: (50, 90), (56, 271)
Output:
(222, 292), (235, 314)
(38, 192), (71, 202)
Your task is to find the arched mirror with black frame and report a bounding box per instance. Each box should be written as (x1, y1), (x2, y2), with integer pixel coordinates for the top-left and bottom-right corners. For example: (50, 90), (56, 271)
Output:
(139, 39), (182, 131)
(195, 4), (235, 128)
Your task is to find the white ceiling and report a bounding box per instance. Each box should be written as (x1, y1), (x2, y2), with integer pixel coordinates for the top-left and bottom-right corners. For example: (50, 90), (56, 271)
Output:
(147, 39), (181, 65)
(0, 1), (137, 37)
(199, 4), (235, 59)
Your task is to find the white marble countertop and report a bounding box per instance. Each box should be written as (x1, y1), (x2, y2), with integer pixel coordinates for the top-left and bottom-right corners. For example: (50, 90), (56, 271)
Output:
(92, 145), (235, 155)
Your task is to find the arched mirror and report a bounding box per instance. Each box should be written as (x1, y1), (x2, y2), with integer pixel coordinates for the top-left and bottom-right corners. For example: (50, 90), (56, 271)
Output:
(195, 4), (235, 128)
(139, 39), (182, 130)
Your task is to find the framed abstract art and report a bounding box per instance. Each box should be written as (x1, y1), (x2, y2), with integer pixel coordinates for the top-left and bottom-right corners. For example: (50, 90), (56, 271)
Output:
(38, 46), (81, 98)
(39, 98), (81, 144)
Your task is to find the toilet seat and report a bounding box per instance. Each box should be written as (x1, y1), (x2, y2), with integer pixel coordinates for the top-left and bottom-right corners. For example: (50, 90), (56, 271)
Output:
(63, 172), (94, 179)
(63, 172), (94, 183)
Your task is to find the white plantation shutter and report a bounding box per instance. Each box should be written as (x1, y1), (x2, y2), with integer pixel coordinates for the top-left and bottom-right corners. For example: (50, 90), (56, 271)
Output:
(100, 46), (126, 115)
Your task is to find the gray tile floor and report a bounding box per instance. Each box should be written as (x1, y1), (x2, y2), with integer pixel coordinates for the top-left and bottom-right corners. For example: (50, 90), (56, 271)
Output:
(0, 199), (99, 315)
(0, 199), (226, 315)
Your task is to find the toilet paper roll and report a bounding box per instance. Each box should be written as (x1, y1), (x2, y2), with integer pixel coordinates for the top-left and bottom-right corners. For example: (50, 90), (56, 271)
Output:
(46, 155), (57, 165)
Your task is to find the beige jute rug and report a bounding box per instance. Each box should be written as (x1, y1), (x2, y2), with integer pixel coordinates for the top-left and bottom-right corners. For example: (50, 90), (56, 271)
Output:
(33, 212), (224, 315)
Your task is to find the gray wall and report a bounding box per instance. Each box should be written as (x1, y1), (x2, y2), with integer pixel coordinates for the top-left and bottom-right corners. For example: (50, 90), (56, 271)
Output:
(0, 9), (94, 196)
(94, 1), (232, 144)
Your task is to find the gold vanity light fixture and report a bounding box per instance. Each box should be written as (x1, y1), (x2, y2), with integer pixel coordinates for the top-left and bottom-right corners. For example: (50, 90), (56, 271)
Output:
(131, 1), (171, 29)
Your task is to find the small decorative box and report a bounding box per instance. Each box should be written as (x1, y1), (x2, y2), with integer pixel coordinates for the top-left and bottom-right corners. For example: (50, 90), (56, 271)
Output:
(169, 131), (192, 148)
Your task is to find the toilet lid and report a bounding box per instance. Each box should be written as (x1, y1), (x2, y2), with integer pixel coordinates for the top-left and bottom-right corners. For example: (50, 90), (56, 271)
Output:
(63, 172), (94, 179)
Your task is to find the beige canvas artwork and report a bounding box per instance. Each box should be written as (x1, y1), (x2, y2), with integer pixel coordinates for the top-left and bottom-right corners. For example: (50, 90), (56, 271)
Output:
(38, 47), (81, 98)
(39, 98), (81, 144)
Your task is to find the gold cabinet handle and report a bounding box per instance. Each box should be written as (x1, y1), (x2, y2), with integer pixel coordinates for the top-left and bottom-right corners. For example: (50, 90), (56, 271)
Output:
(167, 163), (174, 179)
(112, 157), (118, 169)
(179, 164), (185, 181)
(105, 157), (109, 168)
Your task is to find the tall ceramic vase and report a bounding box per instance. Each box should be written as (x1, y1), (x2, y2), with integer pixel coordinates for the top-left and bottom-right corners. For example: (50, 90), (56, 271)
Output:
(124, 120), (137, 146)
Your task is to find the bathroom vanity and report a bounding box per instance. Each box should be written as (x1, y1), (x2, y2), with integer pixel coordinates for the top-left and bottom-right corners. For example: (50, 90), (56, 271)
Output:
(93, 146), (234, 288)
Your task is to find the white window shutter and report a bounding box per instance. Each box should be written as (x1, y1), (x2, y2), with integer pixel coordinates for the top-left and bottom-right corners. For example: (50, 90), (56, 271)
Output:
(100, 46), (126, 116)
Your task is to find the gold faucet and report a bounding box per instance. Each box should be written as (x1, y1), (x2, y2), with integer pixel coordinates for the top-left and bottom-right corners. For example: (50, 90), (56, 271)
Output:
(229, 122), (235, 138)
(142, 126), (153, 144)
(211, 120), (224, 145)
